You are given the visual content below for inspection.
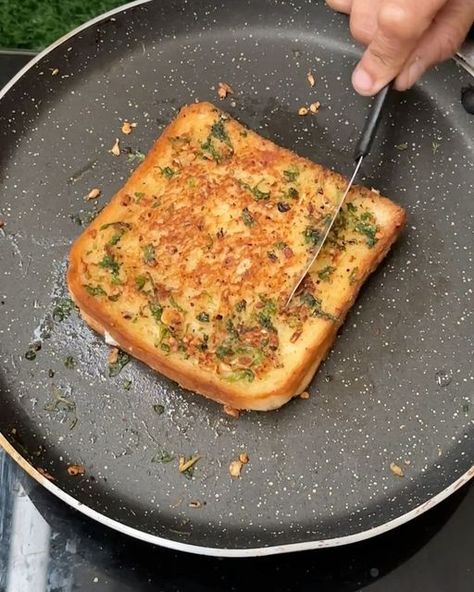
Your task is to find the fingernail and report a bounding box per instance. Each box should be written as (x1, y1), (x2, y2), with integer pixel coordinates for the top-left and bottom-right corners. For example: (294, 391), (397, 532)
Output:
(405, 59), (425, 89)
(352, 67), (374, 95)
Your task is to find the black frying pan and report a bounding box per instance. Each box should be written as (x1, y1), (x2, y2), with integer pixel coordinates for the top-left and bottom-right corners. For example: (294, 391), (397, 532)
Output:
(0, 0), (473, 556)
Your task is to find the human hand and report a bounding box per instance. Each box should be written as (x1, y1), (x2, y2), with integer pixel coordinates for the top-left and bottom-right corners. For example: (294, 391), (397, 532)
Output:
(326, 0), (474, 95)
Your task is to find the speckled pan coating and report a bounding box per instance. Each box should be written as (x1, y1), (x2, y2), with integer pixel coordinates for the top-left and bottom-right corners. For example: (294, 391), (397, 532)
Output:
(0, 0), (472, 554)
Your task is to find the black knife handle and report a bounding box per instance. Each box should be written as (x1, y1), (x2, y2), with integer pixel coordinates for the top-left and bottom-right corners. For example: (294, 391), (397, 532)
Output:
(354, 83), (391, 161)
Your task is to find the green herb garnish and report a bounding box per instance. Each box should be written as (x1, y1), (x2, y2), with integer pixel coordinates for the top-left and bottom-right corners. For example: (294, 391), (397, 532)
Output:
(99, 254), (120, 279)
(25, 349), (37, 361)
(64, 356), (75, 369)
(152, 450), (174, 463)
(224, 368), (255, 383)
(44, 385), (77, 430)
(143, 244), (156, 265)
(242, 207), (255, 227)
(160, 166), (176, 179)
(108, 350), (130, 377)
(210, 120), (232, 147)
(169, 295), (185, 312)
(318, 266), (336, 281)
(52, 298), (76, 321)
(197, 334), (209, 352)
(235, 299), (247, 313)
(123, 379), (132, 391)
(216, 344), (234, 359)
(241, 181), (270, 201)
(300, 292), (320, 308)
(225, 318), (239, 338)
(286, 187), (299, 199)
(201, 137), (222, 163)
(135, 275), (147, 291)
(283, 167), (299, 182)
(354, 220), (377, 247)
(108, 233), (122, 246)
(84, 284), (106, 297)
(127, 150), (146, 163)
(346, 202), (357, 213)
(348, 267), (359, 285)
(303, 226), (321, 246)
(196, 312), (210, 323)
(257, 313), (275, 331)
(153, 404), (165, 415)
(150, 302), (163, 322)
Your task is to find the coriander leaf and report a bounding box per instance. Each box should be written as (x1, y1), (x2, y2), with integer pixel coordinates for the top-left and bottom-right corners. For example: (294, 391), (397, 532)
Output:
(108, 350), (130, 377)
(242, 207), (255, 227)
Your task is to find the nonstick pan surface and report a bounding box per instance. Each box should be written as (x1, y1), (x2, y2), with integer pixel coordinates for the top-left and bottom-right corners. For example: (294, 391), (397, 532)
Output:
(0, 0), (473, 556)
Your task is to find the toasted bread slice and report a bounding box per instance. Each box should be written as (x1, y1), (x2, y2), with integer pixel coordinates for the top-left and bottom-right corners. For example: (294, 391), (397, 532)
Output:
(68, 102), (405, 411)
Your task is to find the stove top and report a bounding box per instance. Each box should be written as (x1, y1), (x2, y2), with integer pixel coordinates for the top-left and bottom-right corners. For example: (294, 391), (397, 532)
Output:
(0, 52), (473, 592)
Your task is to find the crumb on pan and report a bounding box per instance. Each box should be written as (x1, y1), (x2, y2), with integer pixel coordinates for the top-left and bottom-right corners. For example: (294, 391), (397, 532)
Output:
(51, 68), (59, 76)
(389, 462), (404, 477)
(298, 106), (309, 116)
(86, 188), (101, 201)
(67, 464), (86, 476)
(217, 81), (234, 99)
(229, 459), (243, 478)
(307, 71), (315, 87)
(108, 347), (119, 365)
(223, 404), (240, 418)
(239, 452), (249, 464)
(37, 467), (56, 481)
(110, 138), (121, 156)
(300, 391), (310, 399)
(309, 101), (321, 114)
(121, 121), (137, 135)
(178, 455), (201, 473)
(189, 500), (204, 509)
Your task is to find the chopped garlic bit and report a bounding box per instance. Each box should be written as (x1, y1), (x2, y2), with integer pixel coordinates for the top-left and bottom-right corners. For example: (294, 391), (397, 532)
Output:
(67, 464), (85, 476)
(108, 347), (119, 365)
(389, 462), (404, 478)
(178, 455), (201, 473)
(298, 106), (309, 116)
(218, 81), (234, 99)
(121, 120), (136, 135)
(110, 138), (121, 156)
(229, 460), (243, 478)
(307, 71), (316, 87)
(223, 404), (240, 418)
(309, 101), (321, 114)
(86, 188), (101, 201)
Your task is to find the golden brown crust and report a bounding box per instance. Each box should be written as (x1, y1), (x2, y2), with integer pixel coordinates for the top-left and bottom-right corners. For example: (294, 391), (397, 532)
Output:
(68, 102), (406, 411)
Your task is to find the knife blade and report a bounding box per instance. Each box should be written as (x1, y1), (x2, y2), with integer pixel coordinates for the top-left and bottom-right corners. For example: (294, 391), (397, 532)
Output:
(285, 84), (391, 307)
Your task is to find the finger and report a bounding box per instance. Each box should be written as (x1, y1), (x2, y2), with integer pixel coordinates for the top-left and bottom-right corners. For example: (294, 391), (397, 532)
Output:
(325, 0), (353, 15)
(395, 0), (474, 90)
(349, 0), (382, 45)
(352, 0), (448, 95)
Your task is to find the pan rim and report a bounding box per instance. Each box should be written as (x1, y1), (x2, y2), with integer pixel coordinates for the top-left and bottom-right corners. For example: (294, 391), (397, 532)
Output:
(0, 0), (472, 557)
(1, 434), (473, 556)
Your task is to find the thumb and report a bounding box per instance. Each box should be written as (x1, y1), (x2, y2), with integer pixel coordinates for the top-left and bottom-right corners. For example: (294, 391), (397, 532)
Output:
(352, 0), (447, 95)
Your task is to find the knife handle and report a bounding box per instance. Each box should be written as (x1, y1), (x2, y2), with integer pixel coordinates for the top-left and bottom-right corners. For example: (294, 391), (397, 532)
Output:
(354, 83), (392, 161)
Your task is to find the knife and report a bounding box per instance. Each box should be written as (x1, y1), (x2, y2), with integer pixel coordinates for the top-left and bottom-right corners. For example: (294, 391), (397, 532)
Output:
(285, 83), (392, 307)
